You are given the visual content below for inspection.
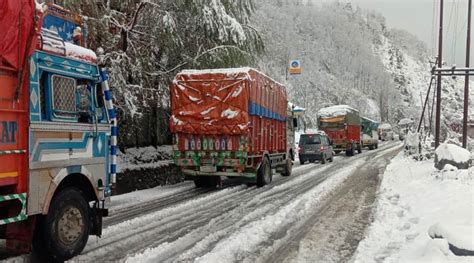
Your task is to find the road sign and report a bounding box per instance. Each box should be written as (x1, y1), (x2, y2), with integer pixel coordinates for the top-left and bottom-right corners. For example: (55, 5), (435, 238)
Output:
(289, 60), (302, 75)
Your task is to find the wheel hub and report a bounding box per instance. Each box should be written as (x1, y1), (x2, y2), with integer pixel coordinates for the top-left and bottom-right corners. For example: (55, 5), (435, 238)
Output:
(58, 206), (84, 246)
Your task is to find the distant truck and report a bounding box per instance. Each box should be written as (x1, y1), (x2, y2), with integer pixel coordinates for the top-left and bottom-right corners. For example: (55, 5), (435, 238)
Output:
(170, 68), (296, 187)
(1, 2), (115, 261)
(360, 117), (379, 150)
(317, 105), (362, 156)
(378, 123), (394, 141)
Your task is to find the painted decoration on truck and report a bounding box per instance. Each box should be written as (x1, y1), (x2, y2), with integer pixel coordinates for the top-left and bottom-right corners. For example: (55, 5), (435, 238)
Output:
(0, 121), (18, 144)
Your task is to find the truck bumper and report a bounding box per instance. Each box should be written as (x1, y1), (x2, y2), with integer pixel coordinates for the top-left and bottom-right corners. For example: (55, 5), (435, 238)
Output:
(181, 169), (255, 178)
(299, 153), (323, 160)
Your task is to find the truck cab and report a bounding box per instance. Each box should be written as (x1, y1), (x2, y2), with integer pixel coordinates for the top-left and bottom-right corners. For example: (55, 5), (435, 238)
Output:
(0, 2), (115, 261)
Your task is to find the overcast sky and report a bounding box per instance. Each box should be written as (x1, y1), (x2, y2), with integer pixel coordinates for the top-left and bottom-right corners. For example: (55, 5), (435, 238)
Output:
(346, 0), (473, 65)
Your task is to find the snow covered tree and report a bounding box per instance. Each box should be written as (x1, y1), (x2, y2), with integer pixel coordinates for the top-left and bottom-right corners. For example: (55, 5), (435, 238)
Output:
(63, 0), (263, 147)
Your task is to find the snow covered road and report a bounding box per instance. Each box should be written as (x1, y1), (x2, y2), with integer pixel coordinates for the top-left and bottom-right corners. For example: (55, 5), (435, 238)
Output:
(1, 141), (402, 262)
(74, 141), (402, 262)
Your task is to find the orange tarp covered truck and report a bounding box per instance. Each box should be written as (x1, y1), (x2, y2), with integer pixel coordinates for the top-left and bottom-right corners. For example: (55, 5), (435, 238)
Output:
(170, 68), (296, 187)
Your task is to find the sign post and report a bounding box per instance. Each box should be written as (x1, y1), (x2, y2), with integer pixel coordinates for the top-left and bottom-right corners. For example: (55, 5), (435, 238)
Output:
(289, 60), (302, 75)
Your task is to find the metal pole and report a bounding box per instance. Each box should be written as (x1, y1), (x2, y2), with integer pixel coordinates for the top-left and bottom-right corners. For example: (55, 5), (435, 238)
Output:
(462, 0), (472, 148)
(418, 76), (435, 133)
(435, 0), (444, 148)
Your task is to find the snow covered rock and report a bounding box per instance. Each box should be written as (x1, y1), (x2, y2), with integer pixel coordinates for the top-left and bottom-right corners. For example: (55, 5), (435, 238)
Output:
(428, 222), (474, 256)
(434, 143), (472, 170)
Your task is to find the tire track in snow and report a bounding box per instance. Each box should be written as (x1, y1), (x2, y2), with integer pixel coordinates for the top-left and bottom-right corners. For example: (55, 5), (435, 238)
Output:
(122, 144), (402, 262)
(71, 142), (401, 262)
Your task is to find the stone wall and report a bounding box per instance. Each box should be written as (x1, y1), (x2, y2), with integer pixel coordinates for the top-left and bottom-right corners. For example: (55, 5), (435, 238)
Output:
(113, 164), (183, 195)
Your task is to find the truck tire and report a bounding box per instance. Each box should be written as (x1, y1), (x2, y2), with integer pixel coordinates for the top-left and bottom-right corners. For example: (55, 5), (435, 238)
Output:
(33, 188), (90, 262)
(257, 158), (272, 187)
(345, 146), (354, 156)
(334, 150), (341, 154)
(357, 144), (363, 154)
(321, 155), (326, 164)
(193, 177), (206, 188)
(281, 158), (292, 177)
(194, 177), (219, 188)
(299, 157), (306, 164)
(375, 143), (379, 149)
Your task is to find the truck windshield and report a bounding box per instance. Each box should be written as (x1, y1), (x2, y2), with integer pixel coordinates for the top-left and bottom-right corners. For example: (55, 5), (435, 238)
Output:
(300, 134), (321, 145)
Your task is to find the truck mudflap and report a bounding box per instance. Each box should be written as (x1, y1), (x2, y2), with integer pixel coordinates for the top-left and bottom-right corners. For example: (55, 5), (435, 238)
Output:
(0, 193), (27, 225)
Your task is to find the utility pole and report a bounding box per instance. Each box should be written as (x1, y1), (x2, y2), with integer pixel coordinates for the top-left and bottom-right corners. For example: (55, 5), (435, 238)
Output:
(462, 0), (472, 148)
(435, 0), (444, 148)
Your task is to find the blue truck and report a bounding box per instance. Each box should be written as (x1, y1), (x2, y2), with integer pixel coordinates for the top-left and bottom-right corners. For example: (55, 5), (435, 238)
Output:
(0, 1), (116, 261)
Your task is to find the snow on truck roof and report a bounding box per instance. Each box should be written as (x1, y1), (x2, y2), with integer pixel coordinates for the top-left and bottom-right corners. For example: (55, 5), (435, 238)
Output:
(361, 116), (379, 124)
(178, 67), (286, 87)
(64, 42), (97, 64)
(317, 105), (358, 118)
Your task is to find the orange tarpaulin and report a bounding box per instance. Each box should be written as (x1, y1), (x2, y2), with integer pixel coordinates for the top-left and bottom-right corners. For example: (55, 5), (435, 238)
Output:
(170, 68), (288, 136)
(0, 0), (39, 70)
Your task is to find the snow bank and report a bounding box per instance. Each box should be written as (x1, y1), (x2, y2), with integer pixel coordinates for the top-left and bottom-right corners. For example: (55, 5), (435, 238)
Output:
(435, 143), (471, 164)
(317, 105), (358, 118)
(353, 153), (474, 262)
(428, 222), (474, 254)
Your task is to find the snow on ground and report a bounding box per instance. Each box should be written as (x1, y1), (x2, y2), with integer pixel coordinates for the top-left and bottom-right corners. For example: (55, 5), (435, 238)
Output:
(126, 159), (365, 263)
(110, 182), (194, 213)
(353, 152), (474, 262)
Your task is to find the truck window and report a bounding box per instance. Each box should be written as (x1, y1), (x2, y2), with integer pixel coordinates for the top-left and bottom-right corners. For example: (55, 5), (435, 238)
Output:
(300, 134), (321, 145)
(76, 81), (92, 123)
(51, 75), (77, 119)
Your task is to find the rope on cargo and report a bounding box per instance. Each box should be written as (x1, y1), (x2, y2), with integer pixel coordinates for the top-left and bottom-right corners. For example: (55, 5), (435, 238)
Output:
(100, 69), (117, 184)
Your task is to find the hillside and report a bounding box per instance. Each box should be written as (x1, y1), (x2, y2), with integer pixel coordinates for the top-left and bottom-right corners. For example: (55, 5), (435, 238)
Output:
(253, 1), (473, 148)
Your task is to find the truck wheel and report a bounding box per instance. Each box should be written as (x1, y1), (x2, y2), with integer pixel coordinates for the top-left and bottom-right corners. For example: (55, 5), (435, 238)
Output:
(375, 143), (379, 149)
(345, 147), (354, 156)
(194, 177), (206, 188)
(33, 188), (90, 262)
(299, 158), (306, 164)
(369, 145), (374, 150)
(357, 144), (363, 154)
(257, 158), (272, 187)
(281, 158), (292, 177)
(194, 177), (218, 188)
(321, 155), (326, 164)
(334, 150), (341, 155)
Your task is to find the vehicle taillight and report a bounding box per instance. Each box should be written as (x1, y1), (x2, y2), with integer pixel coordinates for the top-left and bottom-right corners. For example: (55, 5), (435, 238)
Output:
(320, 146), (324, 151)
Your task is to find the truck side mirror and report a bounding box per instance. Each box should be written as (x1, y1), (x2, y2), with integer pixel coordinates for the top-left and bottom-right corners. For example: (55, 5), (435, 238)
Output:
(293, 117), (298, 128)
